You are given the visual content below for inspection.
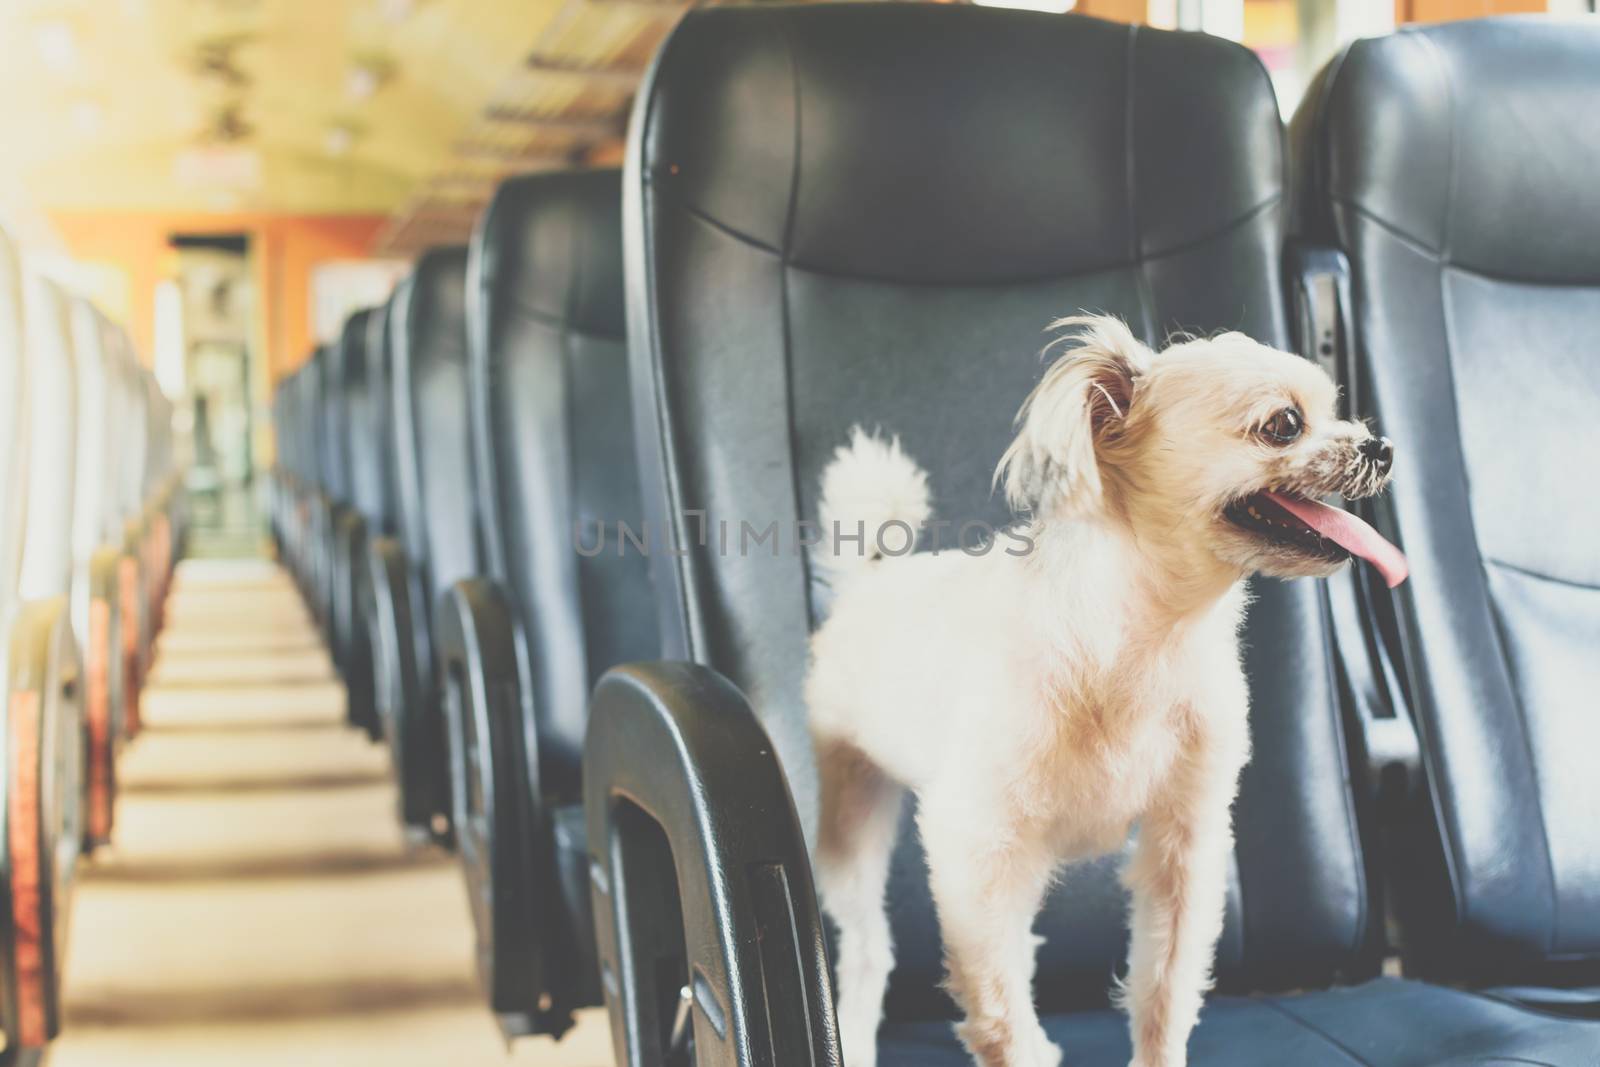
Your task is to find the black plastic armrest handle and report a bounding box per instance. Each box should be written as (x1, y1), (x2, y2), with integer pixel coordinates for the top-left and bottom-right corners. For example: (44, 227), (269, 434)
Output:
(365, 535), (438, 834)
(4, 593), (80, 1049)
(585, 661), (840, 1067)
(435, 577), (568, 1033)
(1288, 241), (1421, 811)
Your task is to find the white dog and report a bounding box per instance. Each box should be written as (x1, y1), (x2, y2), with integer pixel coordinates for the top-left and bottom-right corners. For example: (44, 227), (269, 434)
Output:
(807, 315), (1406, 1067)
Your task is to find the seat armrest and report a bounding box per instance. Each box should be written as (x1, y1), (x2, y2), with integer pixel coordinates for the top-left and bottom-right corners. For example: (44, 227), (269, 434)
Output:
(585, 661), (839, 1067)
(1285, 241), (1356, 403)
(328, 506), (359, 673)
(85, 546), (124, 846)
(1288, 241), (1421, 814)
(436, 577), (577, 1036)
(333, 509), (379, 737)
(4, 593), (82, 1049)
(366, 536), (442, 837)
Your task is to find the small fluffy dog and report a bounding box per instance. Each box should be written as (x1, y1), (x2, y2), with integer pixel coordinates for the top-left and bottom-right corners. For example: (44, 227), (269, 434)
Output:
(807, 316), (1406, 1067)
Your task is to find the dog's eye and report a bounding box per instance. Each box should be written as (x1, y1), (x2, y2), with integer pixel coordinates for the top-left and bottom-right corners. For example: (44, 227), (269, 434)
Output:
(1260, 407), (1303, 444)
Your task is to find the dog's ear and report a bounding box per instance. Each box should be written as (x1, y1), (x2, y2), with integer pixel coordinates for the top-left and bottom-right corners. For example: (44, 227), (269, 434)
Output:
(995, 315), (1148, 514)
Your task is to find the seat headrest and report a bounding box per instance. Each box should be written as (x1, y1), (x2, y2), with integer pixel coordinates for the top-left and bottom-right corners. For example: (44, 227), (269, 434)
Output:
(340, 307), (376, 381)
(476, 169), (624, 339)
(19, 276), (78, 599)
(1299, 16), (1600, 283)
(403, 246), (469, 369)
(639, 5), (1282, 285)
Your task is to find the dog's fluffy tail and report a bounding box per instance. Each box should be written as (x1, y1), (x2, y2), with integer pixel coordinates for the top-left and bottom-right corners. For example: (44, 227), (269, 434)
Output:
(814, 426), (932, 586)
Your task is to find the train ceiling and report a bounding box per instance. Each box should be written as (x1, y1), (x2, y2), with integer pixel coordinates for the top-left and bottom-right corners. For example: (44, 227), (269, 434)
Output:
(0, 0), (698, 253)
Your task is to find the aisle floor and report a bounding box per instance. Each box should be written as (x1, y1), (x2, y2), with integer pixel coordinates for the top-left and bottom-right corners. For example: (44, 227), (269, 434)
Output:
(50, 558), (613, 1066)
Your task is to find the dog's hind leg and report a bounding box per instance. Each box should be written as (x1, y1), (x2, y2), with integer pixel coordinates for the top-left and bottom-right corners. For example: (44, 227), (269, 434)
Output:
(815, 735), (905, 1067)
(921, 802), (1061, 1067)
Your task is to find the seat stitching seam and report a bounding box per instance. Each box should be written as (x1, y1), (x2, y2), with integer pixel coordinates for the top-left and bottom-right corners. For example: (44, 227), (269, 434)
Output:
(1124, 24), (1158, 343)
(1256, 996), (1376, 1066)
(1443, 261), (1600, 289)
(504, 298), (624, 341)
(1416, 30), (1459, 265)
(1469, 986), (1600, 1027)
(639, 43), (697, 662)
(1483, 556), (1600, 592)
(779, 11), (816, 635)
(1328, 196), (1442, 260)
(666, 184), (1281, 289)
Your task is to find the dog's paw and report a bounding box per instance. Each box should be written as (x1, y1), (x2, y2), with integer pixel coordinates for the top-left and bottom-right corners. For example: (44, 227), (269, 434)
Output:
(1019, 1024), (1063, 1067)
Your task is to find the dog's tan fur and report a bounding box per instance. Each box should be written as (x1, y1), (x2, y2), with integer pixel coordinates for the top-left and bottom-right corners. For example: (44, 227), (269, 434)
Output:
(807, 316), (1394, 1067)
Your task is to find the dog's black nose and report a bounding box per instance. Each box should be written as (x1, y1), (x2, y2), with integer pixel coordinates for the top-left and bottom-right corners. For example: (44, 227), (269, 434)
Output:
(1360, 435), (1394, 474)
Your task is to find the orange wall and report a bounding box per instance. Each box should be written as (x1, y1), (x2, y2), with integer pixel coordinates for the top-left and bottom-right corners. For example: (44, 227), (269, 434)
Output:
(49, 212), (387, 383)
(1077, 0), (1150, 20)
(1397, 0), (1547, 21)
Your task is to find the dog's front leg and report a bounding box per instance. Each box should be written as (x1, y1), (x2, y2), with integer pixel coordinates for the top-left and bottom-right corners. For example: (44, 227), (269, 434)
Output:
(1118, 716), (1246, 1067)
(922, 811), (1060, 1067)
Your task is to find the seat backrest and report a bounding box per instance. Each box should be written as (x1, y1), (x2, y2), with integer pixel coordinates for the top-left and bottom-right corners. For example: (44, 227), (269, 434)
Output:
(143, 373), (169, 499)
(114, 336), (149, 526)
(317, 339), (351, 504)
(0, 227), (28, 615)
(19, 275), (78, 601)
(627, 5), (1376, 1013)
(469, 170), (660, 799)
(1294, 16), (1600, 981)
(356, 294), (402, 538)
(67, 298), (113, 638)
(69, 300), (111, 550)
(304, 343), (329, 499)
(286, 360), (311, 489)
(100, 320), (133, 536)
(392, 247), (478, 623)
(340, 307), (390, 531)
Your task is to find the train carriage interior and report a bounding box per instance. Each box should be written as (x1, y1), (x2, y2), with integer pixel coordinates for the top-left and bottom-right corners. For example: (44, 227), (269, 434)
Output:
(0, 0), (1597, 1065)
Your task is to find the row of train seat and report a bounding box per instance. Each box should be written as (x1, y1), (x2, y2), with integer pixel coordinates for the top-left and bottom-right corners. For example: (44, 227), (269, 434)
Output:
(272, 10), (1599, 1065)
(0, 224), (184, 1061)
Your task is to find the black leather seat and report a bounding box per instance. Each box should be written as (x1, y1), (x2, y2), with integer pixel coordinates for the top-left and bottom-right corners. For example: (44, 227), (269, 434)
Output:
(277, 365), (303, 587)
(585, 8), (1600, 1065)
(319, 329), (360, 675)
(1293, 16), (1600, 1005)
(367, 247), (475, 840)
(330, 307), (382, 738)
(349, 300), (402, 543)
(102, 324), (152, 741)
(435, 169), (657, 1037)
(302, 344), (336, 636)
(5, 264), (86, 1052)
(67, 298), (127, 849)
(285, 357), (321, 602)
(270, 376), (289, 558)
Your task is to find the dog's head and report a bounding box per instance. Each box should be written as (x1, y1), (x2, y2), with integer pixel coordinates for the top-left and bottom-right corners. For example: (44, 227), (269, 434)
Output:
(996, 315), (1407, 587)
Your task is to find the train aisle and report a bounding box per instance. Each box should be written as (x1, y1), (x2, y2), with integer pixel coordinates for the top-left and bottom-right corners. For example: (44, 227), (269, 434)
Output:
(48, 558), (611, 1066)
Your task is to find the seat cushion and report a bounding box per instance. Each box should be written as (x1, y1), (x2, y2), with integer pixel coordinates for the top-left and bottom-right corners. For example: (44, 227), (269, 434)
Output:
(878, 979), (1600, 1066)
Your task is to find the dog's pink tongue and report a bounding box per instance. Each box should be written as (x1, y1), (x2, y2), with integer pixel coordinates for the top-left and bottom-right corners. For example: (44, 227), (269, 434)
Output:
(1264, 491), (1410, 588)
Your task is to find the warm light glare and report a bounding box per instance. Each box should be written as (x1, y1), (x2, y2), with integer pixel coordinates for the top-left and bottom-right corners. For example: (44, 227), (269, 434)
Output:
(346, 65), (380, 101)
(33, 20), (79, 72)
(971, 0), (1076, 11)
(324, 126), (354, 157)
(379, 0), (415, 24)
(70, 101), (103, 137)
